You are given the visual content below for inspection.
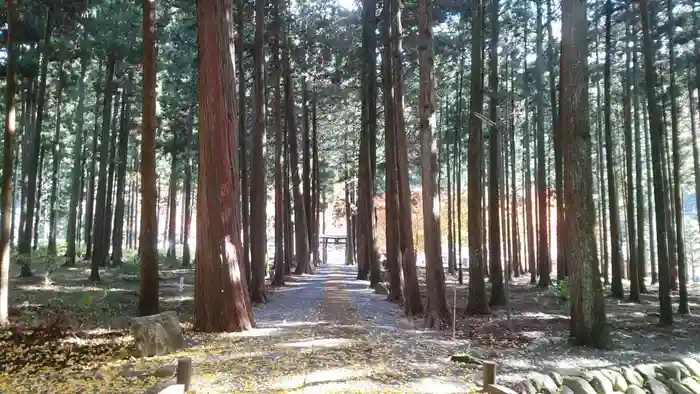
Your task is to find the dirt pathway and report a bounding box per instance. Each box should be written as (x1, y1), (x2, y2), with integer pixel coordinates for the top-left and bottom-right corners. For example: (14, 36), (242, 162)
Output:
(185, 262), (474, 393)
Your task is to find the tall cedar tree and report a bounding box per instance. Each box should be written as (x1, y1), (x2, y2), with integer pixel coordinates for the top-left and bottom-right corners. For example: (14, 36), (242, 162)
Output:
(249, 0), (268, 303)
(358, 0), (381, 285)
(604, 0), (624, 297)
(382, 0), (403, 302)
(0, 0), (18, 324)
(488, 0), (505, 306)
(112, 81), (131, 266)
(666, 0), (688, 314)
(238, 0), (251, 285)
(271, 0), (286, 286)
(622, 19), (640, 302)
(182, 105), (195, 267)
(286, 38), (312, 275)
(195, 0), (256, 331)
(535, 0), (550, 288)
(560, 0), (609, 348)
(418, 0), (450, 327)
(67, 24), (90, 266)
(466, 0), (490, 315)
(48, 64), (66, 254)
(392, 0), (422, 316)
(632, 32), (647, 294)
(91, 54), (116, 280)
(523, 19), (536, 284)
(139, 0), (159, 316)
(19, 8), (52, 276)
(639, 0), (673, 325)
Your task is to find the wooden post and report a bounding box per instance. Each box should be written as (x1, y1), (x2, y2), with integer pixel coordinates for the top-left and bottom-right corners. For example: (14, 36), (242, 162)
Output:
(176, 357), (192, 391)
(483, 361), (496, 390)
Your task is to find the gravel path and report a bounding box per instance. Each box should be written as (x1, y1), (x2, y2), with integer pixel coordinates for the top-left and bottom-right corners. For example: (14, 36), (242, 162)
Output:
(187, 261), (474, 393)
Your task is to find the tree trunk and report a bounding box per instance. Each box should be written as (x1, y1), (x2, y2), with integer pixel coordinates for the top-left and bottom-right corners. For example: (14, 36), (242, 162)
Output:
(139, 0), (159, 316)
(302, 81), (312, 258)
(33, 146), (45, 252)
(445, 99), (455, 275)
(344, 177), (355, 266)
(48, 64), (66, 255)
(102, 91), (121, 264)
(455, 48), (465, 284)
(639, 0), (673, 325)
(283, 116), (293, 274)
(419, 0), (450, 327)
(111, 82), (131, 266)
(509, 51), (521, 279)
(249, 0), (268, 303)
(523, 21), (536, 285)
(594, 43), (609, 283)
(622, 20), (639, 302)
(548, 0), (564, 282)
(358, 0), (381, 286)
(19, 8), (52, 268)
(284, 41), (311, 276)
(271, 0), (285, 286)
(194, 0), (255, 332)
(561, 0), (609, 348)
(535, 0), (550, 288)
(633, 34), (647, 294)
(182, 105), (195, 268)
(1, 0), (18, 324)
(643, 98), (657, 284)
(166, 138), (178, 261)
(666, 0), (688, 314)
(91, 54), (116, 280)
(382, 0), (403, 301)
(604, 0), (623, 298)
(237, 0), (251, 286)
(392, 0), (422, 317)
(466, 0), (490, 315)
(84, 63), (103, 260)
(67, 30), (89, 265)
(488, 0), (505, 305)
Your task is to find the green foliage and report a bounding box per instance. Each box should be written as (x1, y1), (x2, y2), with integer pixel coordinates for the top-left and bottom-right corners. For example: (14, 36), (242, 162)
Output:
(550, 278), (569, 307)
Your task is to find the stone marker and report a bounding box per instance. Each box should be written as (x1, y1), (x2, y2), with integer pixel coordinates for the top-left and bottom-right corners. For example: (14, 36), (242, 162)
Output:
(372, 282), (389, 295)
(131, 311), (184, 357)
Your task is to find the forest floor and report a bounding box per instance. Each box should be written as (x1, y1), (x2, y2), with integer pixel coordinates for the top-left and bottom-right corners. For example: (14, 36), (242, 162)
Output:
(0, 249), (699, 393)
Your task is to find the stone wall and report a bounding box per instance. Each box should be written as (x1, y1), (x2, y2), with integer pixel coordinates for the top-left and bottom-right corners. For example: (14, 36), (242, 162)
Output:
(510, 358), (700, 394)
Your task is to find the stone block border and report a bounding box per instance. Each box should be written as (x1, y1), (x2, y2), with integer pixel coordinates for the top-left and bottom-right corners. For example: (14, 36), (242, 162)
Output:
(483, 358), (700, 394)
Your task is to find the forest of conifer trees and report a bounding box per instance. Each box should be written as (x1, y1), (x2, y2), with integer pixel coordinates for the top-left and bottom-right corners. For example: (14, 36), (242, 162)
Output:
(0, 0), (700, 391)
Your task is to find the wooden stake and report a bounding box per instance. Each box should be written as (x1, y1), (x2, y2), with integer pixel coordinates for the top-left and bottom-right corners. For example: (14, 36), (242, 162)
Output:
(176, 357), (192, 392)
(483, 361), (496, 390)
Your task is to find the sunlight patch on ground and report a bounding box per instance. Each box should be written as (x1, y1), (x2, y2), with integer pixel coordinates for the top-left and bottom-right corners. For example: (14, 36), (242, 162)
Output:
(406, 377), (473, 393)
(16, 284), (130, 293)
(273, 366), (373, 391)
(267, 320), (325, 328)
(520, 311), (568, 320)
(305, 366), (372, 384)
(280, 337), (356, 349)
(224, 327), (281, 337)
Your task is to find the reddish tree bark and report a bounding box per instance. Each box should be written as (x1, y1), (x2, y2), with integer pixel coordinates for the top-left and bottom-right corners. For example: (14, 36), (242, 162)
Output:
(418, 0), (449, 328)
(195, 0), (255, 332)
(139, 0), (159, 316)
(249, 0), (268, 303)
